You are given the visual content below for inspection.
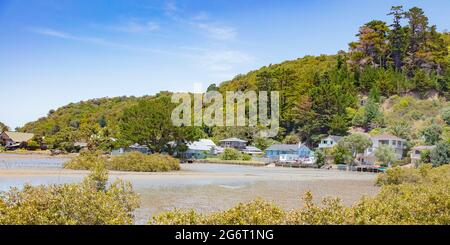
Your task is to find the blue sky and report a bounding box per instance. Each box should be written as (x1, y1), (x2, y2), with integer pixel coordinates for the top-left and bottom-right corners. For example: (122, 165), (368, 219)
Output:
(1, 0), (449, 129)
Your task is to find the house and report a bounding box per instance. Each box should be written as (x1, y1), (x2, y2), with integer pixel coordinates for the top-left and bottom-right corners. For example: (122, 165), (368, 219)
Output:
(242, 146), (263, 155)
(357, 134), (406, 165)
(185, 139), (221, 159)
(410, 145), (436, 166)
(128, 143), (150, 154)
(111, 143), (150, 155)
(0, 131), (34, 148)
(265, 143), (314, 163)
(318, 135), (342, 149)
(219, 138), (247, 150)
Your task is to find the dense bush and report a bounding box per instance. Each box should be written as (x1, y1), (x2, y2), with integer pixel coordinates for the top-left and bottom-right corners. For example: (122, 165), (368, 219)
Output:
(151, 165), (450, 225)
(108, 152), (180, 172)
(0, 165), (139, 224)
(64, 151), (180, 172)
(219, 148), (252, 161)
(63, 151), (106, 170)
(430, 141), (450, 167)
(151, 199), (286, 225)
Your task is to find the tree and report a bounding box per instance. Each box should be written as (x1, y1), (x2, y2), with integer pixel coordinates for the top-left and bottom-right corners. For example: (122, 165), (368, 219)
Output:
(430, 141), (450, 167)
(0, 122), (9, 132)
(314, 149), (326, 168)
(388, 120), (412, 140)
(420, 149), (432, 164)
(405, 7), (429, 71)
(334, 133), (372, 165)
(120, 95), (203, 154)
(283, 134), (300, 144)
(441, 107), (450, 125)
(362, 98), (384, 130)
(388, 6), (407, 71)
(206, 83), (219, 92)
(421, 124), (443, 145)
(375, 144), (396, 167)
(349, 20), (390, 69)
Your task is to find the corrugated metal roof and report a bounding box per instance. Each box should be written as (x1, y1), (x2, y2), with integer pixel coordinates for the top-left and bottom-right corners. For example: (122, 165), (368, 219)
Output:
(219, 137), (247, 143)
(265, 144), (298, 151)
(371, 133), (405, 141)
(187, 139), (217, 151)
(2, 131), (34, 143)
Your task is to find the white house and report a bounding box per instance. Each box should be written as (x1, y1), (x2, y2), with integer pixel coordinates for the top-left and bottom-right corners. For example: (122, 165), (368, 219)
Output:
(358, 134), (406, 165)
(185, 139), (223, 159)
(318, 135), (342, 149)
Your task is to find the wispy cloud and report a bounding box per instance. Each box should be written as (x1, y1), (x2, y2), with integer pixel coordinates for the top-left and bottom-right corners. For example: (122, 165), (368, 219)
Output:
(191, 12), (209, 21)
(162, 1), (237, 42)
(30, 27), (175, 55)
(180, 47), (254, 78)
(111, 20), (160, 33)
(196, 23), (237, 41)
(164, 0), (178, 17)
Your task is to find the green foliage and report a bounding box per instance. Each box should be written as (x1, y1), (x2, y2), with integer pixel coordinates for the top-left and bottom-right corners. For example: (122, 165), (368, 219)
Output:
(374, 144), (396, 167)
(388, 120), (412, 140)
(0, 169), (139, 225)
(120, 95), (204, 154)
(421, 124), (443, 145)
(441, 107), (450, 125)
(430, 141), (450, 167)
(253, 137), (279, 151)
(219, 148), (252, 161)
(314, 149), (326, 168)
(26, 140), (40, 151)
(282, 134), (300, 144)
(151, 199), (286, 225)
(19, 96), (141, 150)
(420, 149), (432, 164)
(0, 122), (9, 132)
(108, 152), (180, 172)
(336, 133), (372, 159)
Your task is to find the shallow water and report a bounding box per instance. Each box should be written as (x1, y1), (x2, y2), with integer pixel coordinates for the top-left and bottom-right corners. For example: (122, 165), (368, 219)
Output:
(0, 154), (69, 169)
(0, 154), (379, 224)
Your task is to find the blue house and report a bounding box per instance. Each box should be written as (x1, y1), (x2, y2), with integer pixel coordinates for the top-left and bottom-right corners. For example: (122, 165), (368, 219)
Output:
(265, 143), (314, 162)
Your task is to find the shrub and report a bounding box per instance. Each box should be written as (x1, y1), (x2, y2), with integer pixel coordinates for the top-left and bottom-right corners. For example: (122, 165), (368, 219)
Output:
(441, 107), (450, 125)
(108, 152), (180, 172)
(63, 151), (106, 170)
(0, 165), (139, 225)
(26, 140), (40, 151)
(219, 148), (252, 161)
(64, 151), (180, 172)
(151, 199), (286, 225)
(430, 141), (450, 167)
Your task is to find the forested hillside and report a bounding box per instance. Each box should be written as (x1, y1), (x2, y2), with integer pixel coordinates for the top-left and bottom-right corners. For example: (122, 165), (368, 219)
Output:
(18, 6), (450, 152)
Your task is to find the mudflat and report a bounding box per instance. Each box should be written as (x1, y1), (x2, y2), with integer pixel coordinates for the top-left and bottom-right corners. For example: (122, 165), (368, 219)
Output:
(0, 154), (379, 224)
